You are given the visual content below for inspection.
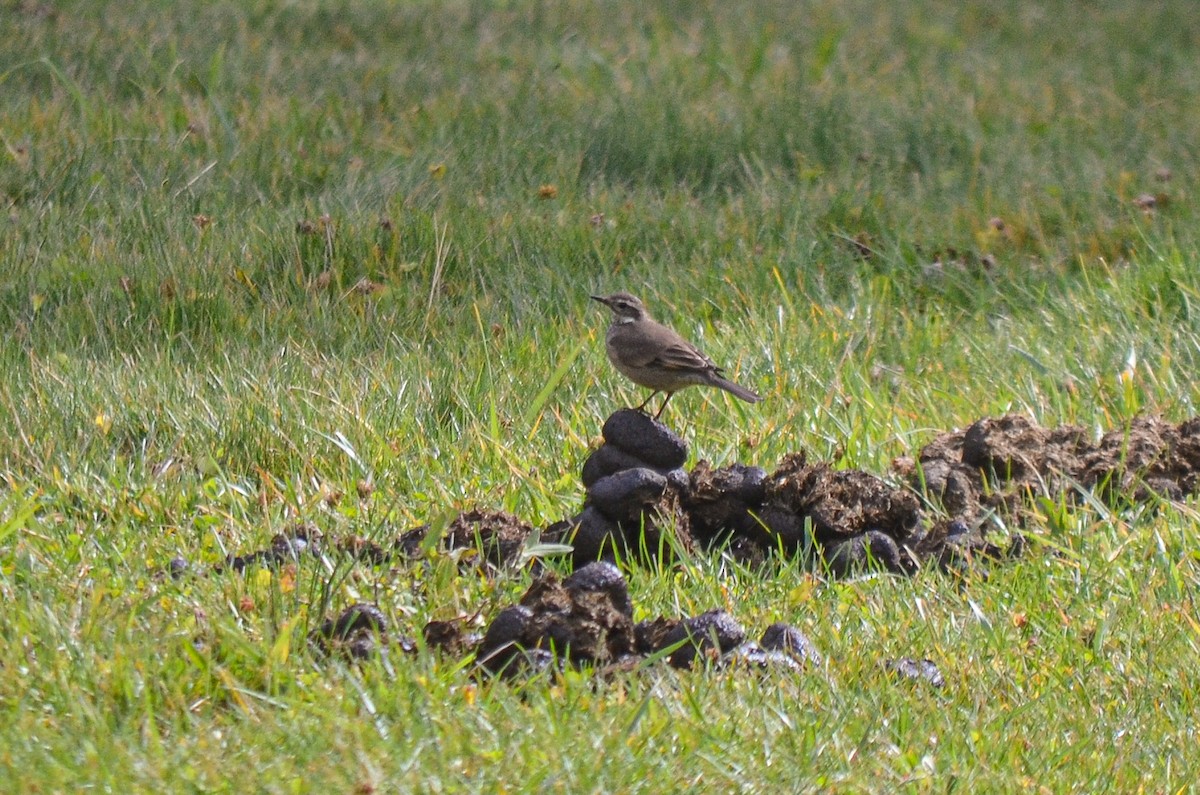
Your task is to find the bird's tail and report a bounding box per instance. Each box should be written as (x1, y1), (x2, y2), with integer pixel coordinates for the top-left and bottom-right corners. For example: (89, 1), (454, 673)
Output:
(713, 376), (762, 404)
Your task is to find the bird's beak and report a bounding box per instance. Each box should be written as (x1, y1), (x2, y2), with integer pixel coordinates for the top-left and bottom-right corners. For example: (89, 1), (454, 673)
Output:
(590, 295), (608, 306)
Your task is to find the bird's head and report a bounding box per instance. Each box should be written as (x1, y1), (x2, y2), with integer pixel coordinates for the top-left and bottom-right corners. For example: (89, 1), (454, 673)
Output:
(590, 292), (647, 322)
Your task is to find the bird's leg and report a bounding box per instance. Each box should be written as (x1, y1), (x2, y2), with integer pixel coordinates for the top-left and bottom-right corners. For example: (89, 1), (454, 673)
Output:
(653, 392), (676, 420)
(634, 390), (661, 413)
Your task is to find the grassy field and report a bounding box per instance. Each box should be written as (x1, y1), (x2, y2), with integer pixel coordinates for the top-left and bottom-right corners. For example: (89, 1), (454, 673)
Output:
(2, 0), (1200, 790)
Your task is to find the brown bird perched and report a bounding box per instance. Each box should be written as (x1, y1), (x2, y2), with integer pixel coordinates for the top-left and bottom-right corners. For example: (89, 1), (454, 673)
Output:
(591, 291), (762, 418)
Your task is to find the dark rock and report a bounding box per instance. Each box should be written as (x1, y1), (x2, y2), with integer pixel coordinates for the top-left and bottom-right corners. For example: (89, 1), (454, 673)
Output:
(721, 642), (804, 672)
(767, 454), (922, 545)
(661, 610), (747, 669)
(565, 507), (623, 566)
(760, 623), (823, 666)
(331, 603), (389, 639)
(477, 605), (535, 673)
(825, 530), (915, 576)
(422, 619), (482, 657)
(587, 468), (668, 523)
(602, 409), (688, 470)
(581, 443), (651, 488)
(310, 602), (391, 662)
(755, 505), (809, 551)
(884, 657), (945, 688)
(691, 461), (769, 505)
(564, 561), (633, 618)
(168, 556), (190, 579)
(634, 617), (681, 656)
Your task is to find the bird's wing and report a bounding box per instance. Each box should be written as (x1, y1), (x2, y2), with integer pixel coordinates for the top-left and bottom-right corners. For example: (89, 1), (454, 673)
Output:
(648, 341), (718, 373)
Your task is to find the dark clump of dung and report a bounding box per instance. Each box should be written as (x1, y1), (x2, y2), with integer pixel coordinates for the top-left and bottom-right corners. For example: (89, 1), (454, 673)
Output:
(883, 657), (946, 688)
(397, 508), (541, 571)
(551, 411), (1200, 579)
(472, 562), (826, 679)
(685, 461), (769, 545)
(476, 561), (637, 677)
(760, 622), (824, 667)
(309, 603), (415, 662)
(212, 413), (1200, 588)
(545, 412), (931, 577)
(655, 610), (747, 669)
(210, 410), (1200, 684)
(898, 413), (1200, 565)
(764, 453), (923, 546)
(217, 523), (325, 574)
(422, 618), (485, 657)
(546, 409), (696, 568)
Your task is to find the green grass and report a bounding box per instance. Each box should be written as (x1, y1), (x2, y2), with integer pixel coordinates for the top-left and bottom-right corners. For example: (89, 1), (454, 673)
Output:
(2, 0), (1200, 790)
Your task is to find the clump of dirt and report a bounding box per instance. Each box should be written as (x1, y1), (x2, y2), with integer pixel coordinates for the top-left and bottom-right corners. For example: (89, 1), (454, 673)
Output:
(1081, 416), (1200, 499)
(309, 603), (414, 662)
(562, 410), (1200, 576)
(216, 523), (325, 573)
(765, 453), (922, 544)
(897, 414), (1090, 523)
(753, 453), (923, 574)
(476, 561), (636, 676)
(202, 510), (543, 583)
(423, 618), (485, 658)
(547, 414), (930, 577)
(653, 610), (747, 669)
(883, 657), (945, 688)
(335, 535), (390, 566)
(397, 508), (540, 570)
(473, 562), (823, 678)
(895, 413), (1200, 567)
(208, 411), (1200, 685)
(898, 413), (1200, 525)
(685, 461), (769, 545)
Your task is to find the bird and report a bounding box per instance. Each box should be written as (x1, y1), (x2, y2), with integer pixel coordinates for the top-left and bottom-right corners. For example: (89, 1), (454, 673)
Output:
(591, 291), (762, 418)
